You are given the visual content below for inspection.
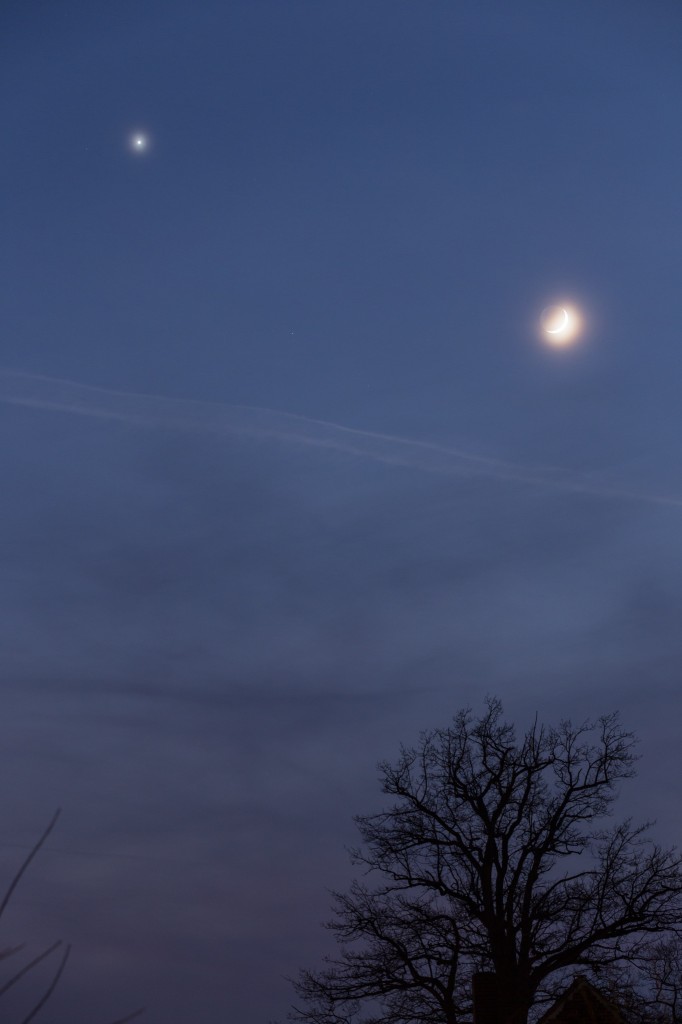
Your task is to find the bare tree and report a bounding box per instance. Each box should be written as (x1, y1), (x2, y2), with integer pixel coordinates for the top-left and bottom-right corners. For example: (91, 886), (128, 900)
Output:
(597, 938), (682, 1024)
(0, 808), (145, 1024)
(287, 698), (682, 1024)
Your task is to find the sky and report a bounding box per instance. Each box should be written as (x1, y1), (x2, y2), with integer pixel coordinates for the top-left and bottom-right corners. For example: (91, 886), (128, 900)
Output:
(2, 1), (682, 1021)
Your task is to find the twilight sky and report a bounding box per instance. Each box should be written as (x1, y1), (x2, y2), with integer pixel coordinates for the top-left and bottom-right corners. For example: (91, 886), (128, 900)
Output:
(2, 2), (682, 1021)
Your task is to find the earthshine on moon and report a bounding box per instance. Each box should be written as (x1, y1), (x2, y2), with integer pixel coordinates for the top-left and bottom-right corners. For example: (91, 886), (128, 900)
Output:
(540, 304), (581, 346)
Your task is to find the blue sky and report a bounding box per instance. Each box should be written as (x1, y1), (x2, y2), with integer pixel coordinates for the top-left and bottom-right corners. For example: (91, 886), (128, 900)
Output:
(2, 2), (682, 1021)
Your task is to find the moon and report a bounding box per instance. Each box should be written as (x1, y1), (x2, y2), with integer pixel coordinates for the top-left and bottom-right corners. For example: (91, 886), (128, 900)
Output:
(540, 304), (581, 345)
(546, 307), (568, 334)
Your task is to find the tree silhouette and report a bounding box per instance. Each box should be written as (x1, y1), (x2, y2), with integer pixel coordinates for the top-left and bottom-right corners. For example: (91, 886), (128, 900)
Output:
(287, 698), (682, 1024)
(0, 808), (145, 1024)
(597, 937), (682, 1024)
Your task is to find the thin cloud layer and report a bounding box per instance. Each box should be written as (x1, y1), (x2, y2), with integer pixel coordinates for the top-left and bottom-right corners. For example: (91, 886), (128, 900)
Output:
(2, 367), (681, 508)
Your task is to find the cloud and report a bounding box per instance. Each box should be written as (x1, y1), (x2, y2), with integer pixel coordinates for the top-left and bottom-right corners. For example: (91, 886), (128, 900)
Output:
(2, 367), (681, 508)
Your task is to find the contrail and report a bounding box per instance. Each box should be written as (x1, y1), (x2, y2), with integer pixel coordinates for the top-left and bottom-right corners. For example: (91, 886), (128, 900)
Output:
(1, 366), (680, 508)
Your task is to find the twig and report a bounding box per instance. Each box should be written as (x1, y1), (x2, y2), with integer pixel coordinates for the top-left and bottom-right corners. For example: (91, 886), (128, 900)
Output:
(0, 940), (63, 997)
(19, 941), (71, 1024)
(0, 941), (26, 960)
(0, 809), (61, 923)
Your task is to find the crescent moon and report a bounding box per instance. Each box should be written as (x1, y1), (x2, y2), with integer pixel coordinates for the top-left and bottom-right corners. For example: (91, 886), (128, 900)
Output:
(546, 307), (568, 334)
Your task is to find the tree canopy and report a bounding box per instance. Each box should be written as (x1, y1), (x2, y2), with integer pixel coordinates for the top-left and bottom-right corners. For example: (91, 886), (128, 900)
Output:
(288, 698), (682, 1024)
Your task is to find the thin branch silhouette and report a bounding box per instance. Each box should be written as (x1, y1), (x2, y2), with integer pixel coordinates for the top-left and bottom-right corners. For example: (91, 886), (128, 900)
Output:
(19, 942), (70, 1024)
(0, 940), (63, 998)
(0, 809), (146, 1023)
(0, 809), (61, 924)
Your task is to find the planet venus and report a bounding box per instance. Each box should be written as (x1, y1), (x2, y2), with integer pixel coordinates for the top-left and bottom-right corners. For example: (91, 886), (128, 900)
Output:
(128, 131), (150, 153)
